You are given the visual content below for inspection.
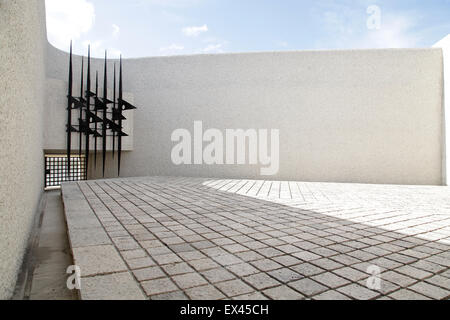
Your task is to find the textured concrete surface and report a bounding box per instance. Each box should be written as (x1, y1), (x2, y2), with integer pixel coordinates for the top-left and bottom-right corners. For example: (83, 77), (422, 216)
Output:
(81, 272), (146, 300)
(61, 177), (450, 300)
(434, 35), (450, 185)
(47, 44), (444, 185)
(0, 0), (46, 299)
(29, 191), (77, 300)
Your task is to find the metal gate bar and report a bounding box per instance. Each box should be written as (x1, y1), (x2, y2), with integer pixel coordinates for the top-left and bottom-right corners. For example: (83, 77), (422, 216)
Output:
(45, 155), (86, 189)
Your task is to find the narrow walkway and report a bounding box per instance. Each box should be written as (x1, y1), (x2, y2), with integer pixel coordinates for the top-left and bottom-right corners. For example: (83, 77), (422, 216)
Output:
(28, 191), (77, 300)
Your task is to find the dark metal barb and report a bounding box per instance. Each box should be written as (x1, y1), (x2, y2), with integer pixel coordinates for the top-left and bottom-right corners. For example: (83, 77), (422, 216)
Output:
(85, 45), (91, 180)
(112, 63), (116, 159)
(79, 56), (84, 157)
(66, 41), (73, 181)
(94, 71), (99, 170)
(102, 51), (108, 177)
(118, 55), (123, 177)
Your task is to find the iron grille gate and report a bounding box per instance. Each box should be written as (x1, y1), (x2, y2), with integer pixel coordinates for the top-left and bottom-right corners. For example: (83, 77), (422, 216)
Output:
(45, 155), (86, 189)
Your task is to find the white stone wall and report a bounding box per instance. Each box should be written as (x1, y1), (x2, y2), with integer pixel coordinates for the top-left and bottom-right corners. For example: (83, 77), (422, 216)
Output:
(47, 45), (444, 185)
(0, 0), (46, 298)
(434, 35), (450, 186)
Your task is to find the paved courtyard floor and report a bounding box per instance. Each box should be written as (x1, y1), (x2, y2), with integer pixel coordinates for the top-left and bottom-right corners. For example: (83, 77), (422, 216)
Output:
(61, 177), (450, 300)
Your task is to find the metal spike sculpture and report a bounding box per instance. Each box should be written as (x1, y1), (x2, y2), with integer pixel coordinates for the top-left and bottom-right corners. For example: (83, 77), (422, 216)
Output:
(66, 43), (137, 181)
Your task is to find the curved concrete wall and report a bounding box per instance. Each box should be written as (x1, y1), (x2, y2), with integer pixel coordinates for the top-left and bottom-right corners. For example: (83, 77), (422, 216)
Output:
(0, 0), (46, 298)
(47, 45), (444, 185)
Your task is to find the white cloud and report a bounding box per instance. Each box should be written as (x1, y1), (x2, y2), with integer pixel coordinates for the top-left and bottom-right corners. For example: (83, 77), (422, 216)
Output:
(202, 43), (224, 53)
(182, 24), (208, 37)
(82, 40), (122, 58)
(46, 0), (95, 49)
(315, 4), (421, 49)
(135, 0), (203, 8)
(112, 24), (120, 37)
(82, 40), (103, 57)
(362, 14), (420, 48)
(160, 44), (185, 55)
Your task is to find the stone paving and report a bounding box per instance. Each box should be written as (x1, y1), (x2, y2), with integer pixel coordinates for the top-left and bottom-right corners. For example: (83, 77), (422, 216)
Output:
(61, 177), (450, 300)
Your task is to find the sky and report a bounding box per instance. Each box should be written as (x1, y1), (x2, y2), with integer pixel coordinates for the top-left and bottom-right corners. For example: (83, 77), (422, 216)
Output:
(45, 0), (450, 58)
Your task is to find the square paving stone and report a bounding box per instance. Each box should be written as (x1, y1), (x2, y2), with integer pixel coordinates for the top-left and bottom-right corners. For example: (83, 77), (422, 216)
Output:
(244, 273), (281, 290)
(251, 259), (283, 272)
(127, 257), (155, 270)
(172, 273), (208, 289)
(133, 267), (165, 281)
(289, 278), (328, 297)
(73, 245), (127, 277)
(212, 254), (243, 266)
(381, 271), (417, 287)
(408, 282), (450, 300)
(185, 285), (226, 300)
(263, 285), (305, 300)
(153, 253), (183, 265)
(312, 290), (351, 300)
(290, 263), (325, 277)
(81, 272), (146, 300)
(163, 262), (195, 276)
(201, 268), (236, 283)
(69, 227), (111, 248)
(333, 267), (368, 282)
(235, 251), (265, 262)
(336, 283), (379, 300)
(150, 291), (189, 300)
(216, 279), (254, 297)
(388, 289), (431, 300)
(189, 258), (220, 271)
(268, 268), (303, 283)
(141, 278), (178, 296)
(312, 272), (350, 288)
(232, 292), (269, 300)
(292, 251), (322, 262)
(226, 263), (259, 277)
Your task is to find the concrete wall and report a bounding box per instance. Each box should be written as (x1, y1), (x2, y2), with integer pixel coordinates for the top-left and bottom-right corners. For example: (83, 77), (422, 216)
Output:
(434, 35), (450, 186)
(47, 45), (444, 185)
(0, 0), (46, 299)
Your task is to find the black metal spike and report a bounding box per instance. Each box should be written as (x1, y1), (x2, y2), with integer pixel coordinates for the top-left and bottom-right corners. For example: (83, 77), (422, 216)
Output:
(79, 56), (84, 157)
(118, 98), (137, 111)
(112, 63), (116, 159)
(94, 71), (99, 169)
(118, 55), (123, 177)
(85, 45), (91, 180)
(102, 51), (108, 177)
(86, 110), (104, 123)
(67, 41), (73, 181)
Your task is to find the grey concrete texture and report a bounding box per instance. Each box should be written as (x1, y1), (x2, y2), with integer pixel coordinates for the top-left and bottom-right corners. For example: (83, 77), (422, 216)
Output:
(46, 44), (445, 185)
(0, 0), (47, 299)
(433, 35), (450, 186)
(29, 191), (77, 300)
